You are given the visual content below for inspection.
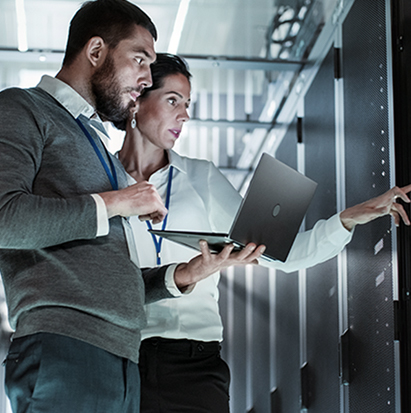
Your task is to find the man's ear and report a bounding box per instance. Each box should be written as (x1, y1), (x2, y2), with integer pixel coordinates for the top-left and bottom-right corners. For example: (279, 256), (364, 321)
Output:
(85, 36), (108, 67)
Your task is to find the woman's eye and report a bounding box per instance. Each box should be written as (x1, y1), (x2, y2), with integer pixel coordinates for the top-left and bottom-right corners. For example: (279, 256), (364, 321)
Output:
(168, 98), (176, 105)
(136, 57), (143, 64)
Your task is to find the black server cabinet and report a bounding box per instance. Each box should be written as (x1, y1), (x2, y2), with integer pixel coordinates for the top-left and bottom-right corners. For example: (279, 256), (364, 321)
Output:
(267, 0), (401, 411)
(273, 268), (299, 413)
(391, 0), (411, 411)
(219, 0), (411, 411)
(250, 266), (271, 413)
(271, 117), (300, 413)
(304, 46), (340, 413)
(343, 1), (398, 411)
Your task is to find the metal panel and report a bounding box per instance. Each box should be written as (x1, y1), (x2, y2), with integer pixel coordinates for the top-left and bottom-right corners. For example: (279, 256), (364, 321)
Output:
(391, 0), (411, 410)
(250, 266), (271, 412)
(342, 0), (397, 411)
(272, 120), (300, 413)
(0, 347), (10, 413)
(304, 46), (340, 412)
(220, 267), (248, 412)
(275, 118), (298, 170)
(221, 263), (278, 413)
(274, 268), (300, 413)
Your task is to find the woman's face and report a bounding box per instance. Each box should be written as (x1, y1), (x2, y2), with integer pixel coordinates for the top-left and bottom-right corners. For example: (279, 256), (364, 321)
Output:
(136, 73), (191, 150)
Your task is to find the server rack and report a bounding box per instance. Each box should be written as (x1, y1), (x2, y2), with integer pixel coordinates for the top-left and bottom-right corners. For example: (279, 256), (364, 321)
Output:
(391, 0), (411, 411)
(303, 45), (340, 413)
(220, 0), (411, 411)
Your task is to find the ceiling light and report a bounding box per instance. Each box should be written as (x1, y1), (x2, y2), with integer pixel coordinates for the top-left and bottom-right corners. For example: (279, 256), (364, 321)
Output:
(15, 0), (28, 52)
(290, 22), (301, 37)
(279, 7), (295, 22)
(167, 0), (191, 54)
(266, 100), (277, 119)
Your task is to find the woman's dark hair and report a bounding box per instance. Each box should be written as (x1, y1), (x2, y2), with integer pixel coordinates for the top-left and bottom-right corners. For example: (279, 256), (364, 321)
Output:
(113, 53), (192, 130)
(139, 53), (192, 99)
(63, 0), (157, 66)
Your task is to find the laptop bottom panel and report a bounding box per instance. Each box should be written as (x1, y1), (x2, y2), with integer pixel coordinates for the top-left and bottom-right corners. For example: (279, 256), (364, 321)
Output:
(149, 230), (276, 263)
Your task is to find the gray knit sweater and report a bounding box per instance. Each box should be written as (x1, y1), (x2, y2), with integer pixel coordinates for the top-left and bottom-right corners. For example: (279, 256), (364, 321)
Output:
(0, 86), (173, 363)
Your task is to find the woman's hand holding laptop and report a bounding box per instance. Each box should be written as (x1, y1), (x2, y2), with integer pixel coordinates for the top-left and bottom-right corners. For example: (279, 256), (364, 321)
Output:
(173, 241), (266, 292)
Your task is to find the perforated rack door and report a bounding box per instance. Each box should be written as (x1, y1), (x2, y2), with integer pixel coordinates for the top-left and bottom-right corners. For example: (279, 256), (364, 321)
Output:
(343, 0), (398, 411)
(304, 46), (340, 413)
(270, 115), (301, 413)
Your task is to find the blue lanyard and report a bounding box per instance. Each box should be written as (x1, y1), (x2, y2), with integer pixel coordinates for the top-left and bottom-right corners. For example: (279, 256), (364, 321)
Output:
(146, 166), (174, 265)
(75, 117), (118, 190)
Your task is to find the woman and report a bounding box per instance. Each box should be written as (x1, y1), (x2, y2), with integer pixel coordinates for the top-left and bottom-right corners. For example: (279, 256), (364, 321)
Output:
(117, 53), (410, 412)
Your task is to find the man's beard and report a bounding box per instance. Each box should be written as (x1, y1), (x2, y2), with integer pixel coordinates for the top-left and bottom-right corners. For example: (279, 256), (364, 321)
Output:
(91, 55), (133, 123)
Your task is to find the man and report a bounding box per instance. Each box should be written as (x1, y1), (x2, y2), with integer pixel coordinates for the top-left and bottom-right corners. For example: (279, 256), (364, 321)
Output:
(0, 1), (263, 412)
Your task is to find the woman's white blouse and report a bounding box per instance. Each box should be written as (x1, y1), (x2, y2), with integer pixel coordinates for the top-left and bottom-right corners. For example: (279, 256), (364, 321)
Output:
(128, 150), (353, 342)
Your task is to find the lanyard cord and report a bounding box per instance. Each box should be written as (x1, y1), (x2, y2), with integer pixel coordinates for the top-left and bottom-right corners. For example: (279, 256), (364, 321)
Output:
(75, 117), (118, 190)
(146, 166), (174, 265)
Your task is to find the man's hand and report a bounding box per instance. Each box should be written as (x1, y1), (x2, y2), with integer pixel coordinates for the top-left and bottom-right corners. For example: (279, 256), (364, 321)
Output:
(98, 181), (168, 223)
(340, 184), (411, 231)
(174, 241), (266, 292)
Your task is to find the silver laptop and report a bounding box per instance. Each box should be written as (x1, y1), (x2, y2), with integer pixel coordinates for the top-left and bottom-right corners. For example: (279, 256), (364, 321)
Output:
(149, 153), (317, 263)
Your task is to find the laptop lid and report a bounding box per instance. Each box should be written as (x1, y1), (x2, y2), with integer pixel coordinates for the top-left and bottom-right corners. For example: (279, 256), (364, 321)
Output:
(228, 152), (317, 261)
(150, 153), (317, 262)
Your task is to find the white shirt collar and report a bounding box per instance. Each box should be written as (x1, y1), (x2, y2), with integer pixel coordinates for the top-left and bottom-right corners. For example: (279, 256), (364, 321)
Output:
(121, 149), (188, 186)
(37, 75), (95, 119)
(168, 150), (187, 174)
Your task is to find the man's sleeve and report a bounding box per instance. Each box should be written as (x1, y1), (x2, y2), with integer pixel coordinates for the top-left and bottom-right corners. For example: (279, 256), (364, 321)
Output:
(0, 89), (98, 249)
(142, 264), (196, 304)
(141, 265), (176, 304)
(91, 194), (110, 236)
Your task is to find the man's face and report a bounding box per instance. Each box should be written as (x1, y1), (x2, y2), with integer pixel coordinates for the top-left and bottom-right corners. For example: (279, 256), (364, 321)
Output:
(91, 24), (156, 123)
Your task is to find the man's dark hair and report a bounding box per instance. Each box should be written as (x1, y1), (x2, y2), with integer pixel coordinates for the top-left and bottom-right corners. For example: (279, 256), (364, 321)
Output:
(63, 0), (157, 66)
(114, 53), (192, 130)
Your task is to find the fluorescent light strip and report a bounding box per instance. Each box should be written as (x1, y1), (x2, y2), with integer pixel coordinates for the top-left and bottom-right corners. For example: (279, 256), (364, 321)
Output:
(226, 70), (235, 158)
(212, 68), (220, 165)
(245, 70), (253, 115)
(199, 89), (208, 159)
(167, 0), (191, 54)
(15, 0), (28, 52)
